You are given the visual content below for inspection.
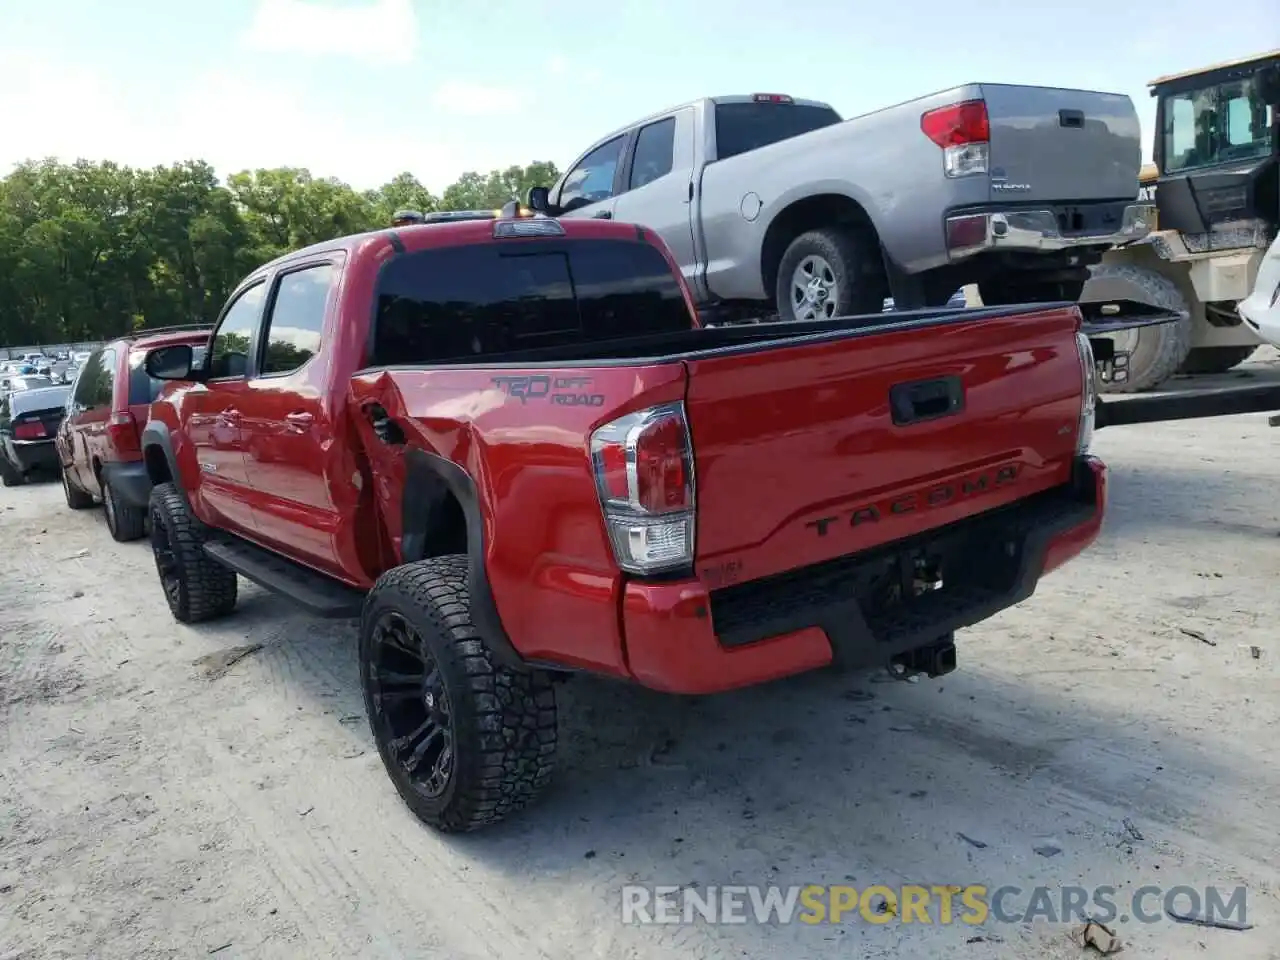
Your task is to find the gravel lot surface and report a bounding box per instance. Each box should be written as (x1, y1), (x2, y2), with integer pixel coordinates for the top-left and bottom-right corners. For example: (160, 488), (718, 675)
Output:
(2, 350), (1278, 959)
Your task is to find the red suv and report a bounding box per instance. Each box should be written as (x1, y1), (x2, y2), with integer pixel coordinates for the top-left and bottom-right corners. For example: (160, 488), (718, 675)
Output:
(56, 327), (209, 541)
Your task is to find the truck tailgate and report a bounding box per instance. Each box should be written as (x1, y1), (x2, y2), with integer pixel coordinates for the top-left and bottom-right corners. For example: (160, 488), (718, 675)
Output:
(980, 83), (1140, 205)
(684, 308), (1085, 584)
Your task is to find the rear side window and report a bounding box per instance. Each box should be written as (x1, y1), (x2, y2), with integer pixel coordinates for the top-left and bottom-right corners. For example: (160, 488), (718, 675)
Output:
(261, 264), (332, 375)
(629, 117), (676, 189)
(370, 239), (692, 366)
(95, 349), (117, 407)
(712, 102), (841, 160)
(71, 351), (104, 407)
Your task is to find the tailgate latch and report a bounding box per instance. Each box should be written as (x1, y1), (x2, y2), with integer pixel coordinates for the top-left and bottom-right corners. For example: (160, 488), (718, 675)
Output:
(889, 376), (965, 426)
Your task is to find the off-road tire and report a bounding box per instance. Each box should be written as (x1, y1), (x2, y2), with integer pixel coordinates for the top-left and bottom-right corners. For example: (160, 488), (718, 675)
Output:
(148, 482), (238, 623)
(360, 556), (557, 832)
(0, 456), (25, 487)
(774, 227), (889, 322)
(61, 465), (94, 509)
(1085, 263), (1193, 394)
(1177, 345), (1258, 376)
(103, 474), (147, 541)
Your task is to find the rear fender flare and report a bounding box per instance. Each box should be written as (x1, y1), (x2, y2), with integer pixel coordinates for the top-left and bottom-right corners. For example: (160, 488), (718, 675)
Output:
(401, 448), (527, 671)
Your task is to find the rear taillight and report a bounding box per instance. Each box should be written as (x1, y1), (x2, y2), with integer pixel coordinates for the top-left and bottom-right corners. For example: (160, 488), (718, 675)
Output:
(13, 421), (46, 440)
(107, 411), (140, 454)
(1075, 332), (1097, 454)
(589, 402), (695, 575)
(921, 99), (989, 178)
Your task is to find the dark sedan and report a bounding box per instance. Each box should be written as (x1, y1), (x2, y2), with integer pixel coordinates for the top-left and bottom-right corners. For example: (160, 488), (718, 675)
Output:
(1, 384), (71, 486)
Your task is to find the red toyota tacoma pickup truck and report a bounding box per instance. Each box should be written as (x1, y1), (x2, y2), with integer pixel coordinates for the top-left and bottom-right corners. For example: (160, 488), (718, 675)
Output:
(139, 213), (1111, 832)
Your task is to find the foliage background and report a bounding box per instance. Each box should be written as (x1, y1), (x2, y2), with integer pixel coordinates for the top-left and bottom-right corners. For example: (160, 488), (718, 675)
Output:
(0, 160), (559, 345)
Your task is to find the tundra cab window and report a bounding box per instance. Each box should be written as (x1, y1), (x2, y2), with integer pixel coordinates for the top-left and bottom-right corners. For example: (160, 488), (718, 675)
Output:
(208, 282), (266, 379)
(713, 101), (841, 160)
(629, 118), (676, 189)
(371, 239), (692, 365)
(261, 264), (333, 375)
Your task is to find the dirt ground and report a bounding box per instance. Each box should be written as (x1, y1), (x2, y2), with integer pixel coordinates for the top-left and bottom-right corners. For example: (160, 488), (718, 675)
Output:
(2, 352), (1278, 960)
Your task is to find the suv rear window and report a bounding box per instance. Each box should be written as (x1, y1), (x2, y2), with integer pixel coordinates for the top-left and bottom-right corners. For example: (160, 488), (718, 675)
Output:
(713, 102), (842, 160)
(370, 239), (692, 366)
(128, 344), (208, 404)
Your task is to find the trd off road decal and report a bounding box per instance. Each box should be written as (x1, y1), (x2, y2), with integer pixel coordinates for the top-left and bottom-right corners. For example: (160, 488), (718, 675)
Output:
(491, 375), (605, 407)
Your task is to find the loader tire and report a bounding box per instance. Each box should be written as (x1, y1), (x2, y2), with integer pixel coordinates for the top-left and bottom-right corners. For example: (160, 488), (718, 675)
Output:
(1177, 345), (1258, 375)
(1085, 263), (1193, 394)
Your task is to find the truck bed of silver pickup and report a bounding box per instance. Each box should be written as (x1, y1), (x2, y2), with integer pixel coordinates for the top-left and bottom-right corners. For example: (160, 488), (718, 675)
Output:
(533, 86), (1154, 321)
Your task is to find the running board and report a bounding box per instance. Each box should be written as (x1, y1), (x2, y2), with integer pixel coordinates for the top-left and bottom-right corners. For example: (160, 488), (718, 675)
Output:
(1097, 384), (1280, 429)
(203, 536), (366, 618)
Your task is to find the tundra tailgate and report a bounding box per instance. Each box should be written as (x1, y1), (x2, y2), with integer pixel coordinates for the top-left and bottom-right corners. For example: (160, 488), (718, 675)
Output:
(980, 83), (1140, 205)
(683, 308), (1086, 585)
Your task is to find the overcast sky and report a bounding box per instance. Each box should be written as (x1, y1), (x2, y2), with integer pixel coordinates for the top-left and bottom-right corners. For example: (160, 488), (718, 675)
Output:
(1, 0), (1273, 190)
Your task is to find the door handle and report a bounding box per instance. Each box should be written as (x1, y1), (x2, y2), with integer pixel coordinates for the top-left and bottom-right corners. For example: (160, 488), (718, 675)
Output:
(592, 210), (613, 219)
(285, 411), (314, 430)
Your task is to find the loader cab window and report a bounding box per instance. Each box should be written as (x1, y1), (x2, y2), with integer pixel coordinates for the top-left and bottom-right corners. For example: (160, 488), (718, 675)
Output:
(1162, 75), (1272, 173)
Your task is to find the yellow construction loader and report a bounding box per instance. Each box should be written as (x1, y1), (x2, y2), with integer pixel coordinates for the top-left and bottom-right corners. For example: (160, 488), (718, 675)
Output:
(1086, 49), (1280, 392)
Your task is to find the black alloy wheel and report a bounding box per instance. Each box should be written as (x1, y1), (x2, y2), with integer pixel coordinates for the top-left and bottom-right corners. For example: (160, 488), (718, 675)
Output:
(367, 611), (455, 799)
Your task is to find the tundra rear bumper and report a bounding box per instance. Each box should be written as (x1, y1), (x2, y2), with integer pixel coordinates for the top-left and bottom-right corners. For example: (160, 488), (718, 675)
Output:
(621, 456), (1107, 695)
(945, 204), (1154, 260)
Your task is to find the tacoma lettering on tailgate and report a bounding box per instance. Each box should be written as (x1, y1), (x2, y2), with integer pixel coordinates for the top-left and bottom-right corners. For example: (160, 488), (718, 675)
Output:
(806, 464), (1021, 538)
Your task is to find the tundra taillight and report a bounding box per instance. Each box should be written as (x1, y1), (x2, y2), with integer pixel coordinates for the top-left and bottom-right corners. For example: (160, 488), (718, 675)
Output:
(589, 402), (695, 575)
(106, 411), (140, 454)
(1075, 332), (1097, 454)
(921, 99), (989, 178)
(13, 421), (46, 440)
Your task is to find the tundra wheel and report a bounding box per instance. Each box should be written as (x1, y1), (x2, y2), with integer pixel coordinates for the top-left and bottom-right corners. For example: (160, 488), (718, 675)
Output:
(148, 482), (238, 622)
(775, 228), (889, 322)
(61, 466), (94, 509)
(103, 475), (147, 542)
(360, 556), (557, 832)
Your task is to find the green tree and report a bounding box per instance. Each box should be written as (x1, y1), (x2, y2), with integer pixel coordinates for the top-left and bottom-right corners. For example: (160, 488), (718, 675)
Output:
(0, 158), (559, 347)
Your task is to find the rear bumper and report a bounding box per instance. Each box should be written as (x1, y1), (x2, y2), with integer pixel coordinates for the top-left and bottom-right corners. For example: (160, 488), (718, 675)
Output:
(9, 439), (59, 474)
(946, 203), (1154, 261)
(100, 459), (152, 508)
(621, 456), (1107, 695)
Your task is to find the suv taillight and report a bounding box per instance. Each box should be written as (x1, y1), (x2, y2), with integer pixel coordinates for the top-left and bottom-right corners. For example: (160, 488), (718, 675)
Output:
(920, 99), (989, 178)
(589, 402), (695, 575)
(107, 411), (140, 454)
(1075, 332), (1097, 454)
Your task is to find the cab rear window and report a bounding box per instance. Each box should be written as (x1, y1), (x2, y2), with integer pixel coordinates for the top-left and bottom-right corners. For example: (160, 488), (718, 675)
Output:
(370, 238), (693, 366)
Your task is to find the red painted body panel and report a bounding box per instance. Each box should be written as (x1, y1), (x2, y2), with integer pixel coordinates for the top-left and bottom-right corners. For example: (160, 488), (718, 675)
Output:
(624, 457), (1108, 695)
(683, 306), (1084, 586)
(150, 216), (1107, 694)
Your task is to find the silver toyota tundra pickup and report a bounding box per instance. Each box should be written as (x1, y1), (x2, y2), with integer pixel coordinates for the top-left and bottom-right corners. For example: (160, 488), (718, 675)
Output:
(527, 87), (1155, 322)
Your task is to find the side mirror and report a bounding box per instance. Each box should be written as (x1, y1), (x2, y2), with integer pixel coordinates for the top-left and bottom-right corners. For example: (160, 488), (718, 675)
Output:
(527, 186), (552, 214)
(146, 344), (196, 381)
